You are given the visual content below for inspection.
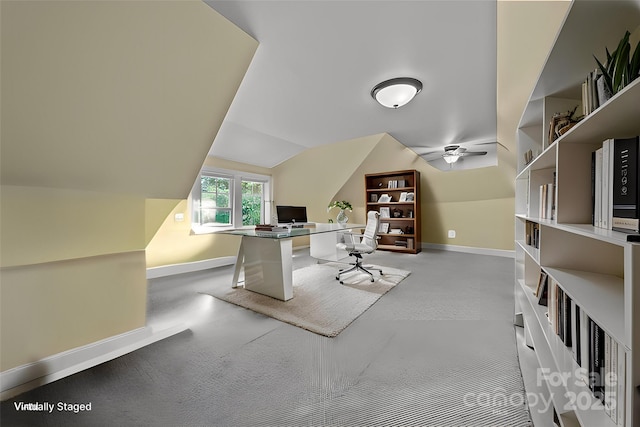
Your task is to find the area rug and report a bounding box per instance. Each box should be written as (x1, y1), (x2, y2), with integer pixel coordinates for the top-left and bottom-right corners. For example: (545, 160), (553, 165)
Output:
(205, 263), (410, 337)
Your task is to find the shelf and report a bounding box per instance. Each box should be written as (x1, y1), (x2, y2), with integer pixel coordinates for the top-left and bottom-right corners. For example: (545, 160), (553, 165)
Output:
(377, 244), (416, 253)
(557, 79), (640, 146)
(516, 280), (619, 427)
(544, 267), (625, 348)
(366, 187), (414, 193)
(517, 217), (635, 247)
(517, 141), (557, 178)
(516, 240), (539, 264)
(522, 1), (640, 120)
(368, 202), (416, 206)
(551, 223), (636, 247)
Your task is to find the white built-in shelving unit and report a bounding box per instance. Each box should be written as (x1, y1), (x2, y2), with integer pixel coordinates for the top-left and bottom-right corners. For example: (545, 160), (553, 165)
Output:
(514, 1), (640, 426)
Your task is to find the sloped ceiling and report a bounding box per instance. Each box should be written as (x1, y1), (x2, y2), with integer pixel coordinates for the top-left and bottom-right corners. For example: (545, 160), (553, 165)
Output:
(205, 0), (498, 168)
(1, 1), (257, 199)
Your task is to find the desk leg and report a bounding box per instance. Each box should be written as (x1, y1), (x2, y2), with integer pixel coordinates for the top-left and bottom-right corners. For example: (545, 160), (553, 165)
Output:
(310, 229), (350, 261)
(231, 238), (244, 288)
(240, 237), (293, 301)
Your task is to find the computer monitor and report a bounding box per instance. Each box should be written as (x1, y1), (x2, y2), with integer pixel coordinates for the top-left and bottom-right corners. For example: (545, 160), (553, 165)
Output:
(276, 205), (308, 224)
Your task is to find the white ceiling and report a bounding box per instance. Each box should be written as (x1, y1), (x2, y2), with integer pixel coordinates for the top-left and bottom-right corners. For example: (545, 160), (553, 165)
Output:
(205, 0), (497, 168)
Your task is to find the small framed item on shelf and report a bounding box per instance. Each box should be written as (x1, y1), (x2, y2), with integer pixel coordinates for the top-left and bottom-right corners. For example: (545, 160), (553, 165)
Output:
(378, 194), (392, 203)
(379, 207), (390, 218)
(399, 192), (408, 202)
(406, 192), (415, 202)
(378, 223), (389, 233)
(370, 193), (378, 202)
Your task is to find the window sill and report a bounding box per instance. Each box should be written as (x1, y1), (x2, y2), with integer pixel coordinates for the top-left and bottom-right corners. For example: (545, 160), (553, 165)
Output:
(190, 225), (234, 235)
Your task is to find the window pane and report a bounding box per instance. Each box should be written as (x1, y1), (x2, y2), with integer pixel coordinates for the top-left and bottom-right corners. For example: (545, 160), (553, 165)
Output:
(199, 176), (232, 226)
(242, 180), (264, 226)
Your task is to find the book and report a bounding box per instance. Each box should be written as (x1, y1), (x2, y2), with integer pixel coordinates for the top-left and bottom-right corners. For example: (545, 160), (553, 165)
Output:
(612, 136), (640, 233)
(594, 147), (603, 227)
(255, 224), (289, 232)
(616, 343), (626, 426)
(602, 139), (612, 229)
(588, 318), (605, 402)
(537, 273), (548, 306)
(563, 291), (572, 347)
(574, 304), (581, 366)
(534, 270), (548, 298)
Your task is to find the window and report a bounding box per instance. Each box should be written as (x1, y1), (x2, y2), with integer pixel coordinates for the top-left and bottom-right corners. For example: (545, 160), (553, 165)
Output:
(241, 180), (264, 226)
(191, 167), (271, 233)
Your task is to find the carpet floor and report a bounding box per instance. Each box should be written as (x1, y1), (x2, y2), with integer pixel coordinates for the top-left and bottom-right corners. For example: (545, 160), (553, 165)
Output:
(206, 263), (410, 337)
(1, 249), (532, 426)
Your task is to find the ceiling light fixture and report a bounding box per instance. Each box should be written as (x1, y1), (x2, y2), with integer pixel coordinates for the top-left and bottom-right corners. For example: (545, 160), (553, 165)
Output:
(443, 154), (460, 164)
(371, 77), (422, 109)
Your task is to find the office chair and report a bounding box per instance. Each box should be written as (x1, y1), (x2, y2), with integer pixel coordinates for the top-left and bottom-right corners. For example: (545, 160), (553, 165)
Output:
(336, 211), (383, 284)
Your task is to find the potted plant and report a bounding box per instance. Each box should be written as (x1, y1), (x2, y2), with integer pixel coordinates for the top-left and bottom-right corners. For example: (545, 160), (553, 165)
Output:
(594, 30), (640, 102)
(327, 200), (352, 225)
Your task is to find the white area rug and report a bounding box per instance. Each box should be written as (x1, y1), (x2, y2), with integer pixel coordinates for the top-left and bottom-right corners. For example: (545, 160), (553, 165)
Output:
(206, 263), (410, 337)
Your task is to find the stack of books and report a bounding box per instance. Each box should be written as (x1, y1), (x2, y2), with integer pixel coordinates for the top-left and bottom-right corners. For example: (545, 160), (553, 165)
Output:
(545, 277), (627, 425)
(592, 136), (640, 239)
(254, 224), (290, 237)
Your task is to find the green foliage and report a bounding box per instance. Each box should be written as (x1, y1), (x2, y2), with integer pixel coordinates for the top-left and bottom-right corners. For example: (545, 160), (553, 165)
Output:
(327, 200), (352, 211)
(594, 30), (640, 95)
(241, 181), (263, 226)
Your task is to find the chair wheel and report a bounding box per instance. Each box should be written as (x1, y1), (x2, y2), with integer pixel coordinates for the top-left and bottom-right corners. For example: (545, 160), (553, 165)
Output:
(339, 281), (344, 284)
(336, 276), (340, 280)
(370, 278), (374, 282)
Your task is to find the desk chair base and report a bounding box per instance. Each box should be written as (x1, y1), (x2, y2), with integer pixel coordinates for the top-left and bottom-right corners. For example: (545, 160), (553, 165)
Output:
(336, 253), (383, 284)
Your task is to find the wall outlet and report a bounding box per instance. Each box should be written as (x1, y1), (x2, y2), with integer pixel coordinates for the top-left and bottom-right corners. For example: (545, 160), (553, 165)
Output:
(448, 230), (456, 238)
(174, 213), (185, 222)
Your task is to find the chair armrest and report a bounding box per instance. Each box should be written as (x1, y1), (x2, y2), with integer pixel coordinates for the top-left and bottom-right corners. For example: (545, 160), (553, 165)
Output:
(341, 231), (361, 245)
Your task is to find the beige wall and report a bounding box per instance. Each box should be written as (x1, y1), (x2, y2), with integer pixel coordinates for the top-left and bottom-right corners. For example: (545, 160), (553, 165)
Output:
(0, 1), (257, 371)
(1, 0), (257, 199)
(273, 134), (383, 223)
(145, 158), (272, 268)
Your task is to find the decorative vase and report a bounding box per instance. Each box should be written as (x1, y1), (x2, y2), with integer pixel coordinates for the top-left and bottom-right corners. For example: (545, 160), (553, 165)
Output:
(336, 209), (348, 225)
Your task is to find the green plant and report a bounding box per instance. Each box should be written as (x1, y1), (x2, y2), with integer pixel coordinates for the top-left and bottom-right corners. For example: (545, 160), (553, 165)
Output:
(327, 200), (352, 211)
(594, 30), (640, 96)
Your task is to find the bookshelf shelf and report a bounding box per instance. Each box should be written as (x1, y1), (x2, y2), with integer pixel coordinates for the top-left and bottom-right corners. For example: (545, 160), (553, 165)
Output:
(514, 2), (640, 426)
(365, 170), (421, 254)
(517, 280), (619, 427)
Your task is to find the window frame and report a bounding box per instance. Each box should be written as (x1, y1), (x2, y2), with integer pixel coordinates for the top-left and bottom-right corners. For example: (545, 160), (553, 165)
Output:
(190, 166), (271, 234)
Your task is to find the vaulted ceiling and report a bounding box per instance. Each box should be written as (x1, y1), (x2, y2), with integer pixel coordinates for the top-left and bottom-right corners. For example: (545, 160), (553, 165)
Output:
(205, 0), (498, 168)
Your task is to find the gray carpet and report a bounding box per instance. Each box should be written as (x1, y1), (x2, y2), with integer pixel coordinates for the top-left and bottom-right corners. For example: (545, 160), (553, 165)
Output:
(206, 263), (410, 337)
(1, 249), (532, 426)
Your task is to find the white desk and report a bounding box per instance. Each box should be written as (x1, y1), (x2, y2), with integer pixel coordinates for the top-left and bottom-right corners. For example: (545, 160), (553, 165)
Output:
(218, 223), (362, 301)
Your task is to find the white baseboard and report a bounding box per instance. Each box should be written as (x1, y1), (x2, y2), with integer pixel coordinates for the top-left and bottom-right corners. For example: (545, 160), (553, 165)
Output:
(146, 256), (236, 279)
(421, 242), (514, 258)
(0, 323), (187, 401)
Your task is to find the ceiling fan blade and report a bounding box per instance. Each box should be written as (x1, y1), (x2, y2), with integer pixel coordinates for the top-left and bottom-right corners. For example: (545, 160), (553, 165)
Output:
(458, 151), (487, 157)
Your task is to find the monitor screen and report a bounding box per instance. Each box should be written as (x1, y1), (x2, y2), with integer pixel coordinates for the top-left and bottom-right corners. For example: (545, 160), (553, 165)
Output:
(276, 206), (308, 223)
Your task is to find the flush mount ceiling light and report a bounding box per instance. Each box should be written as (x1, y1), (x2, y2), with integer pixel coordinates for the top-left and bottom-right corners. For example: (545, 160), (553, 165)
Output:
(371, 77), (422, 109)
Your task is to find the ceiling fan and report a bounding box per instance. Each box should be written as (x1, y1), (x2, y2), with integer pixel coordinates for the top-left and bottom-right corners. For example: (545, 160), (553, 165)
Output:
(440, 144), (487, 164)
(418, 141), (496, 171)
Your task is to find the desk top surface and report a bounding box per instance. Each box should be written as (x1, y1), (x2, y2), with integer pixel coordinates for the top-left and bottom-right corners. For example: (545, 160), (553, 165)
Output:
(216, 223), (364, 239)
